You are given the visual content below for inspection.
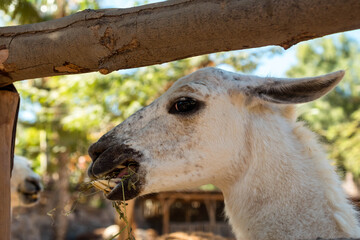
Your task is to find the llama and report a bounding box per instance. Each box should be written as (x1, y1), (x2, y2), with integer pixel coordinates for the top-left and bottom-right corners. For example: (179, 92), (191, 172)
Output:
(88, 67), (360, 239)
(11, 155), (42, 208)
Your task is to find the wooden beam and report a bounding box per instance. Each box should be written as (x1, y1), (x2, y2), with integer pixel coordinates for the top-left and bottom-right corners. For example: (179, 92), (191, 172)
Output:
(1, 0), (360, 85)
(0, 84), (19, 240)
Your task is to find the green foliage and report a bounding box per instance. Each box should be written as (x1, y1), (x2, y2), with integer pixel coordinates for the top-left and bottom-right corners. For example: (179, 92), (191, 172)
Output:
(16, 124), (40, 154)
(1, 0), (99, 25)
(0, 0), (13, 12)
(11, 0), (41, 24)
(1, 0), (43, 24)
(287, 35), (360, 178)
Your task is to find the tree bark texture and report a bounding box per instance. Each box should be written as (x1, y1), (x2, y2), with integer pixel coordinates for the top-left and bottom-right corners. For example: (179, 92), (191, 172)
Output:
(0, 86), (19, 240)
(0, 0), (360, 85)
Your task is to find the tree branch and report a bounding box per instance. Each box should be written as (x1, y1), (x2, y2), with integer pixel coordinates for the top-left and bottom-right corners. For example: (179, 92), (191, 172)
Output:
(0, 0), (359, 85)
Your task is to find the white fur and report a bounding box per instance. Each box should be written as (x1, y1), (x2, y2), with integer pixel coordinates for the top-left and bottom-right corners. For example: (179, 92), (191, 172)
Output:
(11, 155), (42, 208)
(92, 67), (360, 239)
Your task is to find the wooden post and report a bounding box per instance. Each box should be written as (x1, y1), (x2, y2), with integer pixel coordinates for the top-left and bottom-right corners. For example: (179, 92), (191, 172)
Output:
(116, 199), (136, 240)
(160, 198), (169, 235)
(0, 84), (19, 240)
(185, 206), (191, 223)
(54, 151), (70, 240)
(160, 198), (176, 235)
(204, 200), (216, 232)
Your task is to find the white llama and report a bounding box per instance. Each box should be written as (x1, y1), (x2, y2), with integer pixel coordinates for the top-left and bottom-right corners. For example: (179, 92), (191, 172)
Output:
(11, 155), (42, 208)
(88, 67), (360, 239)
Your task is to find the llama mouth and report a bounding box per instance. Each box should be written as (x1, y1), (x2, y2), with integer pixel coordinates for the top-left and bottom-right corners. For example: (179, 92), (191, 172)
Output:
(18, 179), (42, 205)
(20, 191), (41, 204)
(91, 160), (142, 201)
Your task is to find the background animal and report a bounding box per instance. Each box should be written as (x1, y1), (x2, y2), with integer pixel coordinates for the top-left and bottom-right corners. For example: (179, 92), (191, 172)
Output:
(88, 67), (360, 239)
(11, 155), (42, 208)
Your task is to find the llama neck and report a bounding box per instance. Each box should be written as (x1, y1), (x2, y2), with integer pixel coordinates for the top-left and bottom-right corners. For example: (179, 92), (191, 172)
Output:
(221, 117), (360, 240)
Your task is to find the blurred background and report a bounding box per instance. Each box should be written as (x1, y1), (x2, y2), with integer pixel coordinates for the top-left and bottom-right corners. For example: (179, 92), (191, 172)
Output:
(1, 0), (360, 239)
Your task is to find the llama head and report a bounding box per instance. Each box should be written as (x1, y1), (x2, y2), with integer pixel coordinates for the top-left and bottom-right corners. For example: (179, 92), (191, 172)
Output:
(11, 155), (43, 208)
(88, 67), (344, 200)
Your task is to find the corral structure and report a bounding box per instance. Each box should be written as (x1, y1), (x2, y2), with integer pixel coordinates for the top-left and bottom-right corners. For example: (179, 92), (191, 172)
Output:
(134, 190), (234, 237)
(1, 0), (360, 239)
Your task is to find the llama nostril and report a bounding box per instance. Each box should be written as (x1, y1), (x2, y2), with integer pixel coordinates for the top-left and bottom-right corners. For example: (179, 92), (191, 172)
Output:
(88, 141), (109, 179)
(88, 136), (118, 161)
(88, 129), (120, 161)
(88, 142), (104, 161)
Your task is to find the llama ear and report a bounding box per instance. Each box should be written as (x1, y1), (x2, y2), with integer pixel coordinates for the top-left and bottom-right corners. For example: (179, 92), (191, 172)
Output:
(247, 71), (345, 104)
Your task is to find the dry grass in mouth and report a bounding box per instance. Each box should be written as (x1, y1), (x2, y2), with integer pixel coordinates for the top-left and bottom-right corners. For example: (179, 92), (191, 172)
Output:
(90, 166), (139, 240)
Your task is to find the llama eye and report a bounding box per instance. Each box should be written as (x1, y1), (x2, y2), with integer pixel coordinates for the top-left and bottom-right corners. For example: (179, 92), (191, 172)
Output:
(169, 97), (199, 114)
